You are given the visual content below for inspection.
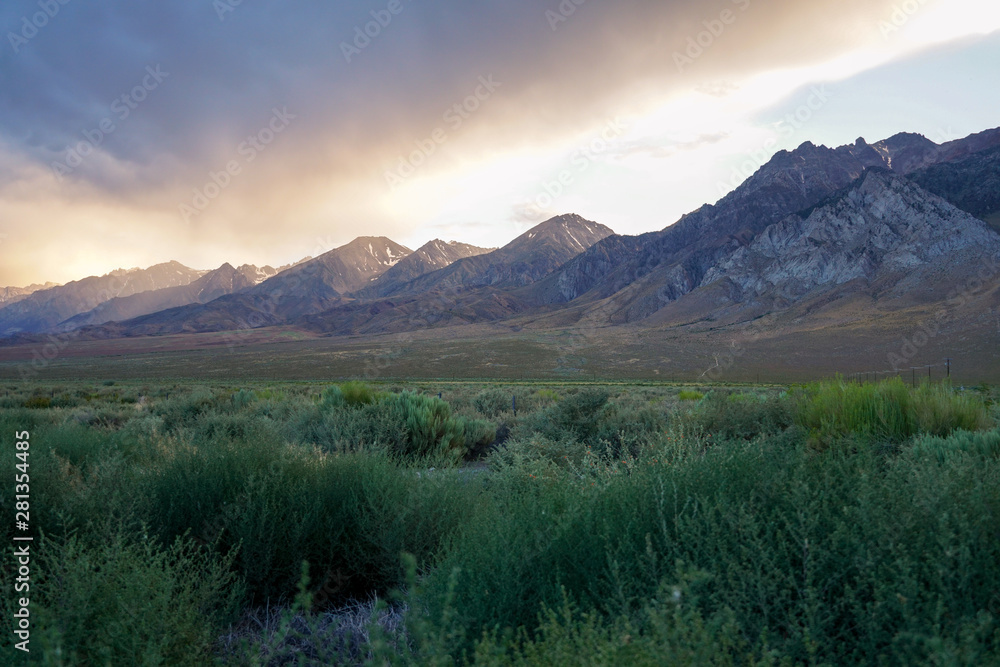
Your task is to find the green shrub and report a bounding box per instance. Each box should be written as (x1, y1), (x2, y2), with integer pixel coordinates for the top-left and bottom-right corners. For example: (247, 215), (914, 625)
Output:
(36, 422), (108, 470)
(421, 427), (1000, 663)
(907, 429), (1000, 463)
(527, 389), (609, 444)
(677, 390), (704, 401)
(458, 416), (500, 459)
(339, 381), (376, 407)
(470, 585), (748, 666)
(154, 388), (226, 432)
(321, 385), (345, 409)
(24, 395), (52, 409)
(9, 380), (1000, 665)
(299, 400), (409, 454)
(593, 401), (669, 459)
(684, 390), (793, 441)
(389, 391), (488, 461)
(474, 388), (514, 419)
(193, 413), (281, 446)
(19, 528), (242, 666)
(533, 388), (561, 406)
(231, 388), (256, 410)
(69, 404), (135, 430)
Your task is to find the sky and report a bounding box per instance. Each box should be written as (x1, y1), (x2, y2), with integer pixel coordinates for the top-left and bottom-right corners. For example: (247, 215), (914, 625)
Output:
(0, 0), (998, 287)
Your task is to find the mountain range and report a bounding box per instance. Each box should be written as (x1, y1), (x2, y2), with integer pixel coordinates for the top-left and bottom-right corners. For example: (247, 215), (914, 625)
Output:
(2, 126), (999, 357)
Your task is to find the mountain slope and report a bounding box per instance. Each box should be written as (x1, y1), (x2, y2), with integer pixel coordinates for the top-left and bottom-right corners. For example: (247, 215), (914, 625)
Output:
(530, 129), (1000, 325)
(74, 237), (413, 336)
(0, 262), (205, 335)
(691, 169), (1000, 318)
(0, 282), (60, 307)
(526, 139), (891, 319)
(355, 240), (494, 299)
(908, 144), (1000, 229)
(294, 215), (614, 335)
(380, 215), (613, 298)
(253, 236), (410, 300)
(58, 263), (281, 330)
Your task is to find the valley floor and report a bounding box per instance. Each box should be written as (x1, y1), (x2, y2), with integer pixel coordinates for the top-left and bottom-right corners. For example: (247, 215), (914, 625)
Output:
(0, 308), (996, 384)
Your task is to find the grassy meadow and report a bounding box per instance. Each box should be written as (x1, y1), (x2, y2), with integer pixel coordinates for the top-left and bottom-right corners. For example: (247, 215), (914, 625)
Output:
(1, 378), (999, 665)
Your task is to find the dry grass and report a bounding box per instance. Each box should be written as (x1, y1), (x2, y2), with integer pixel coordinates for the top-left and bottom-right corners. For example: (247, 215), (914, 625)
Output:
(216, 598), (408, 666)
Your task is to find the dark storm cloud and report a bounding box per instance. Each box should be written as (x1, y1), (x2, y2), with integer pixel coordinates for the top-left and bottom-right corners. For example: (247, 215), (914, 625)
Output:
(0, 0), (904, 190)
(0, 0), (914, 285)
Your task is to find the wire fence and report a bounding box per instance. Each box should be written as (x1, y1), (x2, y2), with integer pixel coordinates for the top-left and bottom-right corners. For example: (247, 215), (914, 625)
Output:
(845, 359), (953, 387)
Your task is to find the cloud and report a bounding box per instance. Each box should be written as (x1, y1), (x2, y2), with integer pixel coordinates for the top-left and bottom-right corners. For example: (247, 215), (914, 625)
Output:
(0, 0), (987, 285)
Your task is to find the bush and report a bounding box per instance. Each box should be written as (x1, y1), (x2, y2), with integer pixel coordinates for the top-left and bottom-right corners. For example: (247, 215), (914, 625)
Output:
(684, 390), (793, 441)
(15, 528), (242, 666)
(24, 395), (52, 409)
(474, 388), (514, 419)
(527, 389), (609, 444)
(593, 401), (669, 459)
(320, 385), (345, 409)
(906, 429), (1000, 463)
(232, 388), (256, 410)
(420, 427), (1000, 663)
(533, 388), (561, 407)
(912, 382), (990, 436)
(9, 379), (1000, 664)
(154, 388), (227, 432)
(389, 391), (494, 461)
(677, 390), (704, 401)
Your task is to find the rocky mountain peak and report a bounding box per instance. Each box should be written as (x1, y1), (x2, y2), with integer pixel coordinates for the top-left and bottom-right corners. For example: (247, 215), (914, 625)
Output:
(699, 168), (1000, 307)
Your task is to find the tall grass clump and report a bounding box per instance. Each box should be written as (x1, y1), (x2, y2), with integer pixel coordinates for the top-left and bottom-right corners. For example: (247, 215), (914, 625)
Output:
(677, 389), (704, 401)
(795, 378), (990, 447)
(339, 381), (377, 406)
(911, 381), (990, 435)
